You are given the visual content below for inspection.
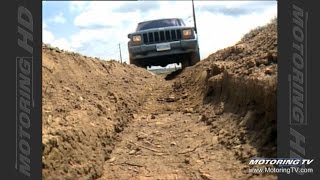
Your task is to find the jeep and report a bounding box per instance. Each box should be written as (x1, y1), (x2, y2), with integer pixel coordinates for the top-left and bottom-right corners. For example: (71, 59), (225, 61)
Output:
(127, 18), (200, 69)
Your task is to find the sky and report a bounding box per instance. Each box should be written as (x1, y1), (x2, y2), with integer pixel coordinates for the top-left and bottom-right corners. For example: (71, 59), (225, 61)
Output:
(43, 1), (277, 67)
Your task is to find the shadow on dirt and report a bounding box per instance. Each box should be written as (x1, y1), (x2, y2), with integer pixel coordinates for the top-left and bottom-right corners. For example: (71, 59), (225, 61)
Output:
(164, 69), (184, 80)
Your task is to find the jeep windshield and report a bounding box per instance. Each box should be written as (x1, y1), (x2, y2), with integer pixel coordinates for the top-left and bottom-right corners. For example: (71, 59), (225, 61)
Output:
(136, 19), (185, 31)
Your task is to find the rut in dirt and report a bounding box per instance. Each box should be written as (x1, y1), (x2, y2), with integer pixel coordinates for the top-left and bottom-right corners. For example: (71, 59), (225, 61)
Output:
(98, 80), (248, 180)
(42, 19), (277, 180)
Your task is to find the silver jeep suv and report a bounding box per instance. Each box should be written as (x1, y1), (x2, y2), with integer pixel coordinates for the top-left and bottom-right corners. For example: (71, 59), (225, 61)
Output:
(127, 18), (200, 68)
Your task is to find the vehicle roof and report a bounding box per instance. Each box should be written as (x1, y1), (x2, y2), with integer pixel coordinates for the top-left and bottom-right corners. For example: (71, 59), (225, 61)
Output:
(138, 18), (182, 24)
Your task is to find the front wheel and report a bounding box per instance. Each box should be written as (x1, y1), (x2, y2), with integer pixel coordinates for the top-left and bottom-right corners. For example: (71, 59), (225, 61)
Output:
(190, 50), (200, 66)
(130, 58), (146, 69)
(181, 55), (191, 69)
(181, 51), (200, 69)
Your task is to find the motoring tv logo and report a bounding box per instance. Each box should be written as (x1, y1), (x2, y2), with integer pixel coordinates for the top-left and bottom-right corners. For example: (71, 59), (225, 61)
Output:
(249, 158), (314, 166)
(249, 158), (314, 175)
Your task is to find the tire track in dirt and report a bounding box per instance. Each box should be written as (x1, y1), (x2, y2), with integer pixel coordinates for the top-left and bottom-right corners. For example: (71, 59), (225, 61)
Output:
(99, 81), (249, 180)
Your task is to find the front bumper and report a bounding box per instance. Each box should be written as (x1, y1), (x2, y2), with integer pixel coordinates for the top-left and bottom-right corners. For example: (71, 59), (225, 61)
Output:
(128, 39), (198, 60)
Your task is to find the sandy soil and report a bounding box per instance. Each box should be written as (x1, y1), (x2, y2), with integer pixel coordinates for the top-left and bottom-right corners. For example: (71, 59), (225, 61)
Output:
(42, 19), (277, 180)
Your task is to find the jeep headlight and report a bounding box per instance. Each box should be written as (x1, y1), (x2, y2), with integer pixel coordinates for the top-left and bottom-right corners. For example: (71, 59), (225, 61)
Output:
(182, 29), (193, 39)
(132, 35), (142, 42)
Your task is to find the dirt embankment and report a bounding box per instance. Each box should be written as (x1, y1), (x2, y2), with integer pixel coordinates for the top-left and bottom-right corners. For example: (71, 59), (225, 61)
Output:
(171, 19), (277, 161)
(42, 18), (277, 180)
(42, 46), (161, 179)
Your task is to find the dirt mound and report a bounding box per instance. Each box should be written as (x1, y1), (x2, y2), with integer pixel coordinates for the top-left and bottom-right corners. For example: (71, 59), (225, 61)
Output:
(171, 19), (277, 161)
(42, 45), (160, 179)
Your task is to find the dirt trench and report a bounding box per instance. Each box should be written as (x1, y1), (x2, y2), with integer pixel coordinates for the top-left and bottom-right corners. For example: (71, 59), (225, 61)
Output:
(95, 64), (277, 180)
(42, 19), (277, 180)
(99, 78), (228, 179)
(97, 78), (246, 180)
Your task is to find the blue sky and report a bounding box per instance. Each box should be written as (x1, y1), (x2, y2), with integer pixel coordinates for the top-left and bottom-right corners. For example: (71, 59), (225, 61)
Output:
(43, 1), (277, 65)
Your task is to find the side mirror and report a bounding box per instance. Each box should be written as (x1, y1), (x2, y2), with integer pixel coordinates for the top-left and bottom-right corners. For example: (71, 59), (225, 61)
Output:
(127, 34), (131, 38)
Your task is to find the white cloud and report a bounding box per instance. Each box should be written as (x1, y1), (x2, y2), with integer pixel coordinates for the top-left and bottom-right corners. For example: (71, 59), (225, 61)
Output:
(43, 27), (73, 51)
(69, 1), (89, 12)
(43, 22), (48, 29)
(195, 3), (277, 58)
(67, 28), (130, 60)
(43, 29), (54, 43)
(52, 38), (72, 51)
(49, 12), (66, 24)
(43, 1), (277, 64)
(74, 11), (140, 28)
(43, 11), (71, 50)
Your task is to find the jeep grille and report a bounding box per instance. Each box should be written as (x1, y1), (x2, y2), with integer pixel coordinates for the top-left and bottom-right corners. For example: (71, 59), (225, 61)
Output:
(142, 29), (182, 44)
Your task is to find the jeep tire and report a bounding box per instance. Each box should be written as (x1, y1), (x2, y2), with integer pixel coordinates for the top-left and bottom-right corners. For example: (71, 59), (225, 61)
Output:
(181, 51), (200, 69)
(190, 50), (200, 66)
(181, 54), (190, 69)
(130, 58), (146, 69)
